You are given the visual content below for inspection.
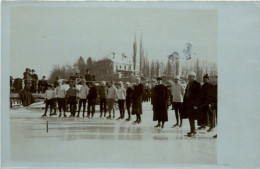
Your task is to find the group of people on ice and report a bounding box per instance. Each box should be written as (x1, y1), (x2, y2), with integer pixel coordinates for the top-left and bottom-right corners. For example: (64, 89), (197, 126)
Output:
(40, 69), (217, 138)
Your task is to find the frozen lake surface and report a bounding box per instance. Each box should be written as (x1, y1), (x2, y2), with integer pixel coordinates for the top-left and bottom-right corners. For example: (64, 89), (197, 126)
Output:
(10, 102), (217, 165)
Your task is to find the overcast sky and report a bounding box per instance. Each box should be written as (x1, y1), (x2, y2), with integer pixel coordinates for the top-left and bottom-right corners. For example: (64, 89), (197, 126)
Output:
(10, 7), (217, 78)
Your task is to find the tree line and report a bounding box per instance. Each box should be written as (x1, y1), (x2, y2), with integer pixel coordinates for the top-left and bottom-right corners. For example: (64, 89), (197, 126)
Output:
(49, 35), (217, 83)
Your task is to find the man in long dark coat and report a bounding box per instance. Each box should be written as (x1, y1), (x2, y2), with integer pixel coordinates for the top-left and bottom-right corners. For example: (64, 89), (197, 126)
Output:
(198, 74), (213, 130)
(132, 77), (144, 124)
(153, 77), (169, 129)
(183, 71), (202, 137)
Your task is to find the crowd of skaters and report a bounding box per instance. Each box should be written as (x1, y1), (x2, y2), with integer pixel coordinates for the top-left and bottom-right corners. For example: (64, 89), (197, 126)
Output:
(39, 68), (217, 138)
(11, 68), (217, 138)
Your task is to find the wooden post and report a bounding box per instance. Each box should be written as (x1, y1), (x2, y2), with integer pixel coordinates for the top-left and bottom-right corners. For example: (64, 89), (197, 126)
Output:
(47, 121), (48, 133)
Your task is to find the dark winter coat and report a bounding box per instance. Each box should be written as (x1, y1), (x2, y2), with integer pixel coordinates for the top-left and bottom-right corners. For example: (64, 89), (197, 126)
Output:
(200, 82), (213, 108)
(126, 87), (133, 104)
(182, 80), (202, 120)
(85, 73), (92, 81)
(152, 84), (169, 122)
(87, 86), (97, 100)
(132, 83), (144, 115)
(20, 83), (35, 106)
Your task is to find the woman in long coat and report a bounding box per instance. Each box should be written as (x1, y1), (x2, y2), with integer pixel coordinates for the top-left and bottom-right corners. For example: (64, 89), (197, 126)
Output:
(132, 78), (144, 124)
(153, 77), (169, 129)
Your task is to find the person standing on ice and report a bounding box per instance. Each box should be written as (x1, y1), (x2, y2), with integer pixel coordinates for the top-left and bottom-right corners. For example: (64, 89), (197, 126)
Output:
(77, 80), (89, 118)
(66, 82), (78, 117)
(106, 81), (117, 119)
(98, 81), (107, 118)
(42, 84), (55, 117)
(132, 77), (144, 124)
(56, 80), (67, 117)
(116, 81), (126, 120)
(197, 74), (213, 130)
(153, 77), (169, 129)
(183, 71), (201, 137)
(171, 75), (185, 128)
(87, 82), (98, 118)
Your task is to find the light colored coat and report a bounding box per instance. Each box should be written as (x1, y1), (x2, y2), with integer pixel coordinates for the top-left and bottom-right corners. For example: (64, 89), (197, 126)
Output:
(171, 83), (185, 103)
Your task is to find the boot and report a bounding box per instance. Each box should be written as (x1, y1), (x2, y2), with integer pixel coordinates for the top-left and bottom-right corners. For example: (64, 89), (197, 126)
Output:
(42, 113), (46, 117)
(133, 120), (138, 124)
(207, 128), (213, 132)
(154, 124), (161, 128)
(198, 125), (206, 130)
(126, 117), (131, 121)
(179, 121), (183, 128)
(59, 113), (62, 117)
(171, 123), (179, 128)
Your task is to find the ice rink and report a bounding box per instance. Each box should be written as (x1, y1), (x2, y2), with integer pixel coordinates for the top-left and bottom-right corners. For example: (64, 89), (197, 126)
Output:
(10, 102), (217, 165)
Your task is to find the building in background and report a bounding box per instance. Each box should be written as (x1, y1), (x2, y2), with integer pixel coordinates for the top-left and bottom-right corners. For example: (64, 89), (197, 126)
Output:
(108, 52), (140, 80)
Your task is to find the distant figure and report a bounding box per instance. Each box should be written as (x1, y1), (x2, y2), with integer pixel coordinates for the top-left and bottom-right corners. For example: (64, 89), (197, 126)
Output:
(13, 78), (23, 93)
(171, 75), (185, 128)
(183, 71), (201, 137)
(66, 82), (78, 117)
(87, 82), (98, 118)
(132, 77), (144, 124)
(75, 72), (82, 79)
(117, 81), (126, 120)
(38, 76), (48, 93)
(106, 81), (117, 119)
(54, 76), (60, 88)
(30, 69), (38, 93)
(99, 81), (107, 118)
(56, 80), (67, 117)
(85, 69), (92, 82)
(92, 75), (96, 81)
(77, 80), (89, 118)
(42, 84), (55, 117)
(20, 81), (35, 107)
(153, 77), (169, 129)
(23, 68), (32, 88)
(125, 82), (133, 121)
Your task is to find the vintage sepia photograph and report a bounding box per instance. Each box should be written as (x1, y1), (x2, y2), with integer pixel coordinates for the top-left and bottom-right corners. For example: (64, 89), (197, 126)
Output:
(6, 3), (219, 165)
(7, 4), (218, 165)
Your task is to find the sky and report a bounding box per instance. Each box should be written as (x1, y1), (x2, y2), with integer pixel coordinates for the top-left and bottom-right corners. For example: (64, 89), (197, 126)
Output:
(10, 6), (218, 79)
